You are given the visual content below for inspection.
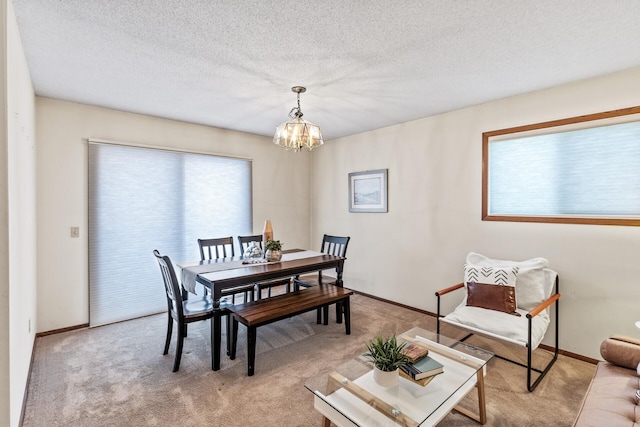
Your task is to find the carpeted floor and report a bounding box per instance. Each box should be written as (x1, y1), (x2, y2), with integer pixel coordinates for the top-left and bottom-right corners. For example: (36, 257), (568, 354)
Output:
(23, 294), (595, 426)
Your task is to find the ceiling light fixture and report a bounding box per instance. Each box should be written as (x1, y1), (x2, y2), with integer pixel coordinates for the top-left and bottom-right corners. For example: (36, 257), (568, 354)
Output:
(273, 86), (324, 152)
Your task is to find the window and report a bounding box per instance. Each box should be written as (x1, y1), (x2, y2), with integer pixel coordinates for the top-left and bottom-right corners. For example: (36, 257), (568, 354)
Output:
(88, 141), (252, 326)
(483, 106), (640, 226)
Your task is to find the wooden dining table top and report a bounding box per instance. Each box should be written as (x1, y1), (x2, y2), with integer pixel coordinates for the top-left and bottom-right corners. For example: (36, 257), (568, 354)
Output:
(195, 250), (345, 291)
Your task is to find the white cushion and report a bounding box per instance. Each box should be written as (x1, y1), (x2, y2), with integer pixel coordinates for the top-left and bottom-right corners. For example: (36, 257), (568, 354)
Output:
(442, 300), (550, 350)
(466, 252), (549, 311)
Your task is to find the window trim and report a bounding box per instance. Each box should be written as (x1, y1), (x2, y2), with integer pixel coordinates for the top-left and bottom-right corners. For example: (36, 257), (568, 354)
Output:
(482, 105), (640, 227)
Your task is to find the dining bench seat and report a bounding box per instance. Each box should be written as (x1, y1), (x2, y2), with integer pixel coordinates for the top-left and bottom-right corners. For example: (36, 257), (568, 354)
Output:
(229, 285), (353, 376)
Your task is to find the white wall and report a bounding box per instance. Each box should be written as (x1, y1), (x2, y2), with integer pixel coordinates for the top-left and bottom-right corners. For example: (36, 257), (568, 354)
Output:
(312, 67), (640, 359)
(0, 1), (10, 424)
(36, 98), (311, 332)
(4, 1), (37, 426)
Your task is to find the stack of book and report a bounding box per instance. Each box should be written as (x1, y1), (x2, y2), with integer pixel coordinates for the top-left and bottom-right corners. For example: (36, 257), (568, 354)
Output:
(399, 343), (444, 387)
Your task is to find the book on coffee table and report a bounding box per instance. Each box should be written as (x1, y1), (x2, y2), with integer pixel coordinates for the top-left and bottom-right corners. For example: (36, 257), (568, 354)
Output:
(398, 368), (437, 387)
(401, 343), (429, 363)
(400, 355), (444, 380)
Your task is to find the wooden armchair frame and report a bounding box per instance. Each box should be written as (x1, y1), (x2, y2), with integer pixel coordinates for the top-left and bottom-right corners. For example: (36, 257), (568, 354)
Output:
(436, 275), (560, 392)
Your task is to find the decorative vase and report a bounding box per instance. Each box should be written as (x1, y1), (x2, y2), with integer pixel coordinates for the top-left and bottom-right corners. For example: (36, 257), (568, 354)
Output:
(263, 220), (273, 242)
(373, 367), (399, 387)
(265, 249), (282, 262)
(243, 241), (263, 260)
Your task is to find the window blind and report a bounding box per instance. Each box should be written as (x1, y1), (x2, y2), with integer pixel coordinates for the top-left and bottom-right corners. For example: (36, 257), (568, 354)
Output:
(88, 142), (252, 327)
(487, 120), (640, 219)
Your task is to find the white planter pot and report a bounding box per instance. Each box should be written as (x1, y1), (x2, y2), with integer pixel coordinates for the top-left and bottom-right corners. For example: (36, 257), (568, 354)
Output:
(373, 367), (399, 387)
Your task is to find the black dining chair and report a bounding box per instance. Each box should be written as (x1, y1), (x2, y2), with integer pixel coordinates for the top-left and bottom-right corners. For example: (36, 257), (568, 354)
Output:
(154, 249), (230, 372)
(198, 236), (255, 303)
(294, 234), (350, 288)
(293, 234), (350, 323)
(237, 234), (292, 299)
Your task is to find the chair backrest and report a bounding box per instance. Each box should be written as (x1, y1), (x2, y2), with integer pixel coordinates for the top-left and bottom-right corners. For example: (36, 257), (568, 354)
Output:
(153, 249), (184, 320)
(198, 237), (235, 260)
(320, 234), (350, 257)
(238, 234), (263, 253)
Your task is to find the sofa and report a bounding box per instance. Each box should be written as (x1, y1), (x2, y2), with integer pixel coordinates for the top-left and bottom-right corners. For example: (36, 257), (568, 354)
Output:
(573, 335), (640, 426)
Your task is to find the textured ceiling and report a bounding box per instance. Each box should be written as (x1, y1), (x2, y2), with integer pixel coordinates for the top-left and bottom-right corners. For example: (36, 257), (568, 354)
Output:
(12, 0), (640, 141)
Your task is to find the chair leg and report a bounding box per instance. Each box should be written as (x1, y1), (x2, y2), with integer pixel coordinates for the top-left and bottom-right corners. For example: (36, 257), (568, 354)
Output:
(173, 322), (185, 372)
(526, 307), (559, 391)
(247, 325), (257, 376)
(163, 315), (173, 355)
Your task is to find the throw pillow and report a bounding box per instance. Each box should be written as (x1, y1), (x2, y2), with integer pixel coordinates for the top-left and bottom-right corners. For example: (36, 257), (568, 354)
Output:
(600, 336), (640, 369)
(466, 252), (549, 311)
(464, 263), (520, 316)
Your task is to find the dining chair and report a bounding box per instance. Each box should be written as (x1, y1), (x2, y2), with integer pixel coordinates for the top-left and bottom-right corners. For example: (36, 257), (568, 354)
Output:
(154, 249), (230, 372)
(198, 236), (255, 303)
(237, 234), (292, 299)
(293, 234), (350, 323)
(293, 234), (350, 288)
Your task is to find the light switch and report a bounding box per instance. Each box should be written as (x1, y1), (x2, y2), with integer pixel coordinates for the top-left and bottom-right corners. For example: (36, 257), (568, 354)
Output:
(71, 227), (80, 238)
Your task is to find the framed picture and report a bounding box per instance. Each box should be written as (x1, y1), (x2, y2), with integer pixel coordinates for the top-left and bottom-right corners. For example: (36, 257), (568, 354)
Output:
(348, 169), (388, 213)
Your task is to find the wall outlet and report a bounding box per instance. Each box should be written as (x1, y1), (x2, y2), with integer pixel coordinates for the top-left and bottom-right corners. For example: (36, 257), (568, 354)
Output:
(71, 226), (80, 238)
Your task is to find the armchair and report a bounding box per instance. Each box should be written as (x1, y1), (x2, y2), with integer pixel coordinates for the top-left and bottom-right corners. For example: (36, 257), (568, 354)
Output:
(435, 252), (560, 391)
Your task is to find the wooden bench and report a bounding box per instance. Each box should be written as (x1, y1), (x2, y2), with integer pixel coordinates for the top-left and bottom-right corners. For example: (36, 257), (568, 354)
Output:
(229, 285), (353, 376)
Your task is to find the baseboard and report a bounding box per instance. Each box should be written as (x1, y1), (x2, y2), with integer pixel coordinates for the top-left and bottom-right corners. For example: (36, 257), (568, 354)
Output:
(350, 289), (599, 365)
(36, 323), (89, 337)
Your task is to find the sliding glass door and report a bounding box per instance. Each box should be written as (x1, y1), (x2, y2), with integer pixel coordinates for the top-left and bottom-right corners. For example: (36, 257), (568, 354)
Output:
(88, 142), (252, 326)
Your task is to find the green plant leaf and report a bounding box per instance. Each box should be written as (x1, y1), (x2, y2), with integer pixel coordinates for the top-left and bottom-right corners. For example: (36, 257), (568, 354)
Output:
(363, 333), (410, 371)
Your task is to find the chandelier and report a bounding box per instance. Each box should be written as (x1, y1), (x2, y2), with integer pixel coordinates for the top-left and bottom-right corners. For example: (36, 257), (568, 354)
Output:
(273, 86), (324, 152)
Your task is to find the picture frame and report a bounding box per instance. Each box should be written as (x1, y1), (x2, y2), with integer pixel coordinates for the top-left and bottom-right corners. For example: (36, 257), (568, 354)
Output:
(348, 169), (388, 213)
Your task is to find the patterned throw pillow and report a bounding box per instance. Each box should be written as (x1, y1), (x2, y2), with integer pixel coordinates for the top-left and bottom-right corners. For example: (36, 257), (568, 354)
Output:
(464, 263), (520, 316)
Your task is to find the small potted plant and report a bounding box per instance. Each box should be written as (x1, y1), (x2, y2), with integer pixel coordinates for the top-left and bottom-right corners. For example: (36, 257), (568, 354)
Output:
(364, 333), (411, 387)
(264, 239), (283, 262)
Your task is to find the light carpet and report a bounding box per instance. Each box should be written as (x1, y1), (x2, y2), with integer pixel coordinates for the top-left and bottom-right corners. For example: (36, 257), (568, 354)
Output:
(23, 294), (595, 426)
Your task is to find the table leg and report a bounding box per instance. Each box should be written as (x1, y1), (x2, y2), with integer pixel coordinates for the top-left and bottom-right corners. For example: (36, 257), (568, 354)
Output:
(335, 261), (344, 324)
(453, 368), (487, 425)
(212, 311), (222, 371)
(321, 416), (331, 427)
(476, 368), (487, 424)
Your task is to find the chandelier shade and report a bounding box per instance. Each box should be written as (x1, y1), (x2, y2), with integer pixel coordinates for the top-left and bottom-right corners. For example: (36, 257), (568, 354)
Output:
(273, 86), (324, 152)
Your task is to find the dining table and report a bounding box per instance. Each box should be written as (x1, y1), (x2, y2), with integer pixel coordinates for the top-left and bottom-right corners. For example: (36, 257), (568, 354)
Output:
(177, 249), (346, 371)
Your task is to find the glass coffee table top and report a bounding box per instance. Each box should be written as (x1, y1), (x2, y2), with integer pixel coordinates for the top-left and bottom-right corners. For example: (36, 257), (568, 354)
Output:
(305, 327), (494, 427)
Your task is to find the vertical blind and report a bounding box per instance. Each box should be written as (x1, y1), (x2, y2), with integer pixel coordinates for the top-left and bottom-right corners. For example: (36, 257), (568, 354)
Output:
(88, 142), (252, 327)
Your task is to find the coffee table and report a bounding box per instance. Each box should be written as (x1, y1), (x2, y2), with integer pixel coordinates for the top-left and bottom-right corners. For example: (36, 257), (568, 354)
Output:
(305, 327), (494, 427)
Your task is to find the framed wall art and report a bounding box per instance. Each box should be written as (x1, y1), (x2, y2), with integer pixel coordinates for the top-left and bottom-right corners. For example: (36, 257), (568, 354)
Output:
(348, 169), (388, 213)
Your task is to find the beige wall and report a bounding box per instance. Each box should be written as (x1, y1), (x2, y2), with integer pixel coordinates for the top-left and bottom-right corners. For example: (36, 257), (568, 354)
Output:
(311, 67), (640, 359)
(4, 1), (37, 426)
(36, 98), (312, 332)
(0, 1), (10, 424)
